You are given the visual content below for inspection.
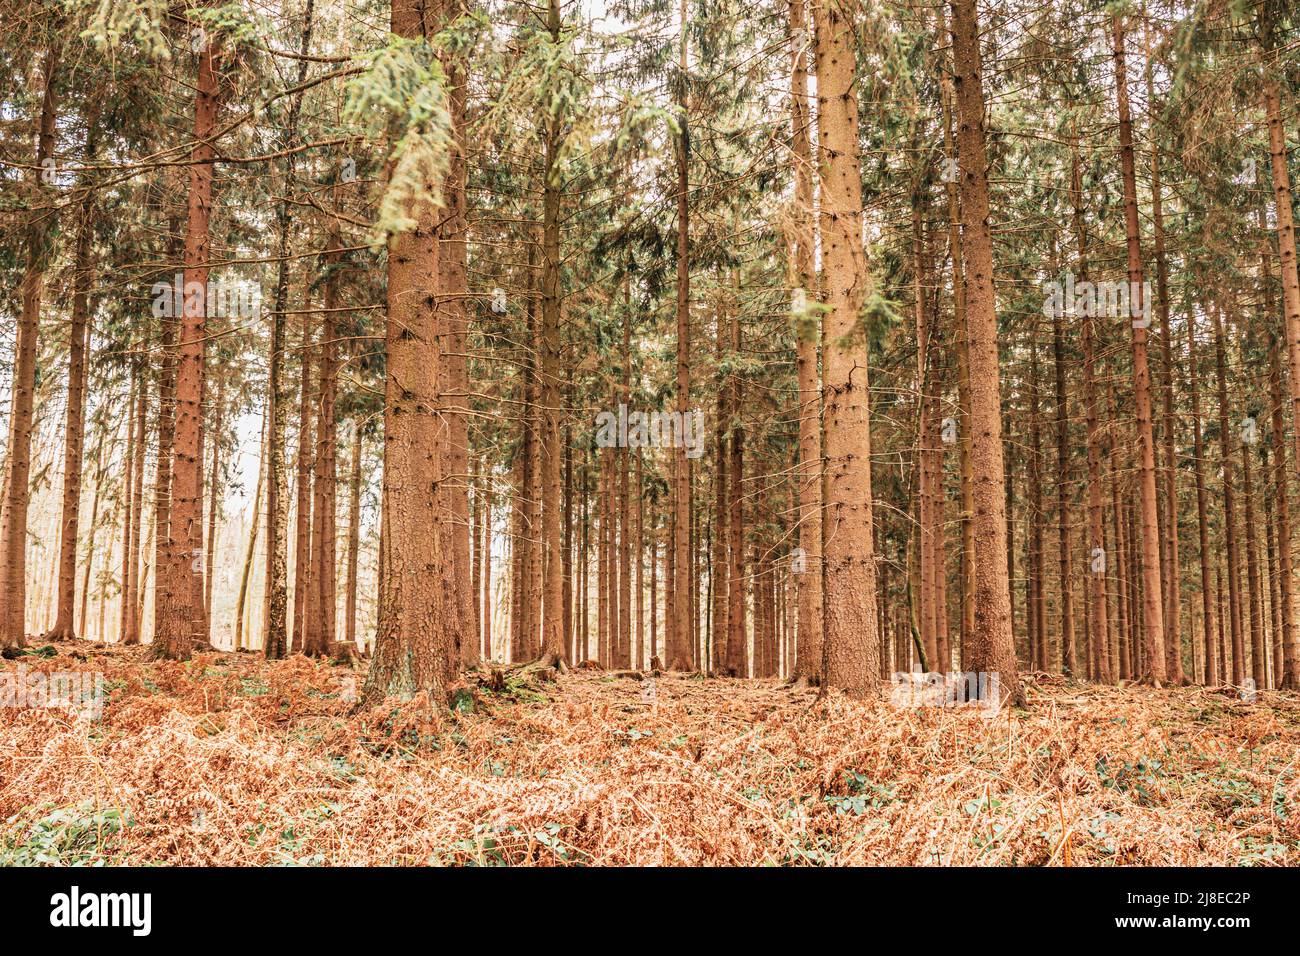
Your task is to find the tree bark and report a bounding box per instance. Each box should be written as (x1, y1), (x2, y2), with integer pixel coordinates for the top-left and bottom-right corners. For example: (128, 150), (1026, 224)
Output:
(362, 0), (462, 706)
(1111, 13), (1166, 683)
(948, 0), (1023, 703)
(0, 46), (58, 651)
(151, 41), (219, 661)
(815, 0), (882, 698)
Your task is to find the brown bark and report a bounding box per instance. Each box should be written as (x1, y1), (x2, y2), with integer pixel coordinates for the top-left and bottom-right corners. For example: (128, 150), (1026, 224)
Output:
(1071, 144), (1111, 683)
(309, 239), (341, 656)
(948, 0), (1023, 703)
(790, 0), (822, 683)
(204, 384), (222, 636)
(1028, 342), (1045, 671)
(151, 41), (219, 661)
(293, 312), (316, 654)
(726, 313), (747, 678)
(1269, 340), (1298, 688)
(234, 408), (267, 652)
(118, 377), (139, 645)
(634, 450), (645, 669)
(0, 46), (58, 651)
(344, 422), (362, 650)
(47, 152), (96, 641)
(1188, 302), (1216, 684)
(537, 2), (567, 669)
(1262, 71), (1300, 476)
(1111, 14), (1166, 683)
(1146, 26), (1182, 684)
(669, 7), (694, 673)
(1051, 263), (1077, 677)
(1242, 419), (1267, 689)
(711, 310), (729, 675)
(940, 69), (975, 660)
(361, 0), (463, 705)
(439, 0), (474, 664)
(816, 0), (881, 697)
(1211, 303), (1246, 685)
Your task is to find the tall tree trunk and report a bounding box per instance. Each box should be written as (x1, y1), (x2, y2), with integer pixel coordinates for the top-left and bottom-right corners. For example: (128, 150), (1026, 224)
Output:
(1211, 303), (1245, 685)
(1028, 341), (1045, 671)
(310, 237), (341, 656)
(669, 0), (694, 672)
(1146, 22), (1182, 684)
(537, 0), (567, 669)
(1269, 340), (1298, 688)
(293, 313), (316, 654)
(119, 376), (139, 645)
(0, 46), (58, 651)
(815, 0), (881, 697)
(47, 145), (97, 641)
(151, 41), (219, 661)
(439, 0), (474, 664)
(1262, 64), (1300, 475)
(726, 312), (747, 678)
(915, 195), (938, 670)
(344, 422), (363, 650)
(1111, 13), (1166, 683)
(1188, 300), (1216, 684)
(617, 313), (632, 670)
(1241, 400), (1267, 689)
(634, 449), (645, 669)
(204, 384), (222, 636)
(940, 68), (975, 659)
(790, 0), (822, 684)
(711, 310), (729, 675)
(1072, 143), (1111, 683)
(1051, 259), (1077, 677)
(362, 0), (463, 706)
(948, 0), (1023, 703)
(234, 409), (267, 652)
(79, 432), (108, 640)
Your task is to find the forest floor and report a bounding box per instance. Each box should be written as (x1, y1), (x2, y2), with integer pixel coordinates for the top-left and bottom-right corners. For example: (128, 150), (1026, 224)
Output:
(2, 641), (1298, 866)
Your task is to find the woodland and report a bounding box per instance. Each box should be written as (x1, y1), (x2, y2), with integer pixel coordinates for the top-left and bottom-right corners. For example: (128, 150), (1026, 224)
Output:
(0, 0), (1299, 867)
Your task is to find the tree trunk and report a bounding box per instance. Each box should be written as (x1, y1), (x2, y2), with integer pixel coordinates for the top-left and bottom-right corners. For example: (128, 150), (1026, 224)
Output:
(344, 422), (363, 650)
(726, 312), (747, 678)
(47, 152), (96, 641)
(308, 240), (340, 656)
(948, 0), (1023, 703)
(151, 41), (219, 661)
(293, 312), (316, 654)
(711, 307), (729, 675)
(0, 46), (58, 651)
(264, 0), (315, 661)
(439, 0), (474, 665)
(815, 0), (881, 697)
(1111, 13), (1166, 683)
(362, 0), (462, 706)
(234, 409), (267, 652)
(1072, 143), (1111, 683)
(1262, 72), (1300, 475)
(1269, 340), (1298, 687)
(669, 2), (693, 673)
(1211, 303), (1245, 685)
(789, 0), (822, 684)
(1188, 298), (1216, 683)
(537, 0), (567, 669)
